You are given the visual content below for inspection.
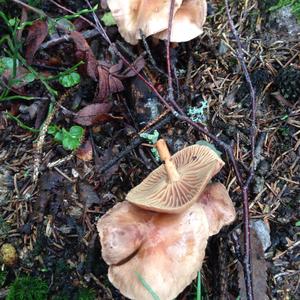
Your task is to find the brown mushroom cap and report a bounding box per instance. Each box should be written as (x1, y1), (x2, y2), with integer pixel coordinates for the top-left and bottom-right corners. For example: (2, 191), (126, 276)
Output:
(106, 0), (183, 45)
(198, 182), (236, 235)
(126, 144), (224, 213)
(154, 0), (207, 42)
(98, 201), (210, 300)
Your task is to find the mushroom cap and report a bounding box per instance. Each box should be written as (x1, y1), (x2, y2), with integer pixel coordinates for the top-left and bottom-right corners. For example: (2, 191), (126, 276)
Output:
(107, 0), (183, 45)
(126, 144), (224, 213)
(198, 183), (236, 235)
(154, 0), (207, 42)
(97, 201), (210, 300)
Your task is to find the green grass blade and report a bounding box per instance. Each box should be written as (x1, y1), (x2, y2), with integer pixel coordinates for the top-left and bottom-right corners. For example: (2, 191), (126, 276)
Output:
(135, 272), (160, 300)
(196, 272), (201, 300)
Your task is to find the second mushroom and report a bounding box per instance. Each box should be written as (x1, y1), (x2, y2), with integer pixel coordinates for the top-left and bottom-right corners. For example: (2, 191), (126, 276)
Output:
(97, 140), (236, 300)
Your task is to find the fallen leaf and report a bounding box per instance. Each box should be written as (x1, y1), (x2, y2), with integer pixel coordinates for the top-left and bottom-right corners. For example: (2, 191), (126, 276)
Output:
(71, 31), (98, 81)
(25, 20), (48, 64)
(238, 229), (268, 300)
(120, 56), (145, 78)
(74, 103), (112, 126)
(95, 66), (110, 102)
(76, 139), (93, 161)
(79, 182), (101, 208)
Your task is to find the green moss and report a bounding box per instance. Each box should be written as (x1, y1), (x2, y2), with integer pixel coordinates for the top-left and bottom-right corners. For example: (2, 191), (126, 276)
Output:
(270, 0), (300, 20)
(7, 276), (48, 300)
(76, 288), (96, 300)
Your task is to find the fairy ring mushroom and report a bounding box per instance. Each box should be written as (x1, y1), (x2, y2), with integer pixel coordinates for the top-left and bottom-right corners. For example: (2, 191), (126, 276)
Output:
(106, 0), (207, 44)
(97, 182), (236, 300)
(126, 139), (224, 213)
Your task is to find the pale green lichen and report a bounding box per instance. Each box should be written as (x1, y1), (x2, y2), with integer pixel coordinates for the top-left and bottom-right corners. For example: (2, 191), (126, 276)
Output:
(140, 130), (160, 161)
(187, 100), (208, 123)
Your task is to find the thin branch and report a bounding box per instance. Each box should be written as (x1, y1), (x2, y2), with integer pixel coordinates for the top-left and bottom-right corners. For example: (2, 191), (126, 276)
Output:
(224, 1), (256, 299)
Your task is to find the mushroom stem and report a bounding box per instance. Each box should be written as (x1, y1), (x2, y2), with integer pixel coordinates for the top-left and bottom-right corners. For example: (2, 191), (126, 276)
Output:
(156, 139), (180, 182)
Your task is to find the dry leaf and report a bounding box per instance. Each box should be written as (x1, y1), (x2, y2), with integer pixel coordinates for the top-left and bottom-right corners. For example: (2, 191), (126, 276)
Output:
(25, 20), (48, 64)
(71, 31), (98, 81)
(79, 182), (101, 208)
(76, 139), (93, 161)
(74, 103), (112, 126)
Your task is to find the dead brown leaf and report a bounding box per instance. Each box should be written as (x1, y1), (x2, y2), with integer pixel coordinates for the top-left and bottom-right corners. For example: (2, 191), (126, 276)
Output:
(76, 139), (93, 161)
(79, 182), (101, 208)
(73, 103), (112, 126)
(25, 20), (48, 64)
(71, 31), (98, 81)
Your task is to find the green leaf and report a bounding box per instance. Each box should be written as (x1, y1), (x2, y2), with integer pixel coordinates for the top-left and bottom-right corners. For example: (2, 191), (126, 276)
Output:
(69, 125), (84, 139)
(295, 220), (300, 227)
(62, 136), (80, 150)
(23, 72), (36, 83)
(101, 12), (116, 26)
(59, 72), (80, 87)
(0, 57), (15, 75)
(48, 125), (58, 135)
(54, 131), (63, 142)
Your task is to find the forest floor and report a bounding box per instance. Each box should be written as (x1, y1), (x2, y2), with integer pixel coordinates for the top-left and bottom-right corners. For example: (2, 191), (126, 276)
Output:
(0, 0), (299, 299)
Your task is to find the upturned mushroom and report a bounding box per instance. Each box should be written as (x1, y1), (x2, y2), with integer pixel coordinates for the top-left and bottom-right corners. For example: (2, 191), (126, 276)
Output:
(126, 139), (224, 213)
(106, 0), (207, 44)
(97, 183), (236, 300)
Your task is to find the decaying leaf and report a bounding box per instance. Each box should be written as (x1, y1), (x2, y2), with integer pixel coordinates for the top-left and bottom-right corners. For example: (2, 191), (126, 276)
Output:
(25, 20), (48, 64)
(238, 228), (268, 300)
(79, 182), (101, 209)
(74, 103), (112, 126)
(71, 31), (98, 81)
(76, 139), (93, 161)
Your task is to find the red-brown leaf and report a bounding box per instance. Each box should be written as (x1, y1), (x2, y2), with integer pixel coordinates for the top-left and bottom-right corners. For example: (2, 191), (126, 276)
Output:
(76, 139), (93, 161)
(109, 75), (124, 94)
(71, 31), (98, 81)
(121, 56), (145, 78)
(74, 103), (112, 126)
(94, 66), (110, 102)
(25, 20), (48, 64)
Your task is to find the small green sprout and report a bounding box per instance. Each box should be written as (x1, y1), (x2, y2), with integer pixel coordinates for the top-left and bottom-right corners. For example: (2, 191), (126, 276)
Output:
(7, 276), (48, 300)
(140, 130), (160, 161)
(59, 72), (80, 88)
(101, 12), (117, 26)
(48, 125), (84, 150)
(187, 100), (208, 123)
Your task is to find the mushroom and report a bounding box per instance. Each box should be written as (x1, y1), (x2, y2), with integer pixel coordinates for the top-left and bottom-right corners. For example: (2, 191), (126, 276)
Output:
(97, 183), (235, 300)
(106, 0), (207, 45)
(126, 140), (224, 213)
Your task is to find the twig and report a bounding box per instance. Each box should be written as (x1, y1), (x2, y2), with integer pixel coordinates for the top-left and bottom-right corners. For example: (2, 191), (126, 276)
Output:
(98, 113), (174, 173)
(224, 1), (256, 299)
(41, 29), (99, 49)
(139, 30), (167, 77)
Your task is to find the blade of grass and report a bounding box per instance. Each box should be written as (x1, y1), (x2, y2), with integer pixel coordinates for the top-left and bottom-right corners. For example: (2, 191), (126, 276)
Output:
(5, 112), (40, 133)
(196, 271), (201, 300)
(135, 272), (160, 300)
